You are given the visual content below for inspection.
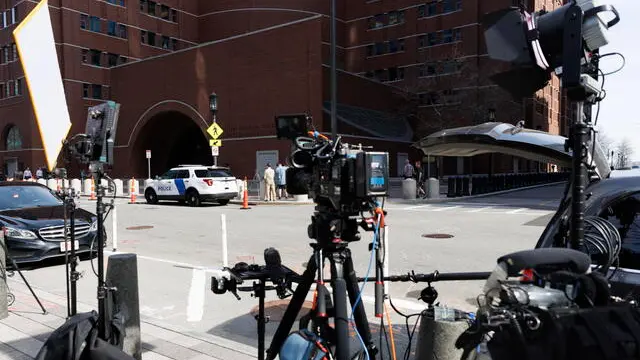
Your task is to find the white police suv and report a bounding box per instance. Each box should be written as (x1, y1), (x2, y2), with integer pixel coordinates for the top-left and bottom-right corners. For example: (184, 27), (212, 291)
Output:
(144, 165), (238, 206)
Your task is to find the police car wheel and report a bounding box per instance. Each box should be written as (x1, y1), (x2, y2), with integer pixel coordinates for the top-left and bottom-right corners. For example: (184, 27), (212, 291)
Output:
(186, 190), (201, 207)
(145, 189), (158, 204)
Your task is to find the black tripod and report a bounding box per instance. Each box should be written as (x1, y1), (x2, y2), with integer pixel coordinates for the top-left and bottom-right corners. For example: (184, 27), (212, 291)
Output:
(1, 241), (47, 314)
(266, 207), (378, 360)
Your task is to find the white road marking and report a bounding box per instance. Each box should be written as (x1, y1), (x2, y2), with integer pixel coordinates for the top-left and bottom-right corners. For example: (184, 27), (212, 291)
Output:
(402, 204), (432, 210)
(187, 268), (206, 322)
(506, 208), (526, 214)
(431, 206), (460, 212)
(467, 206), (492, 213)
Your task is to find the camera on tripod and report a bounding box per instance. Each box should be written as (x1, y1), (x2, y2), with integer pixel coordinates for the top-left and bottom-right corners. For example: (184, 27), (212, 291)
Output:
(275, 114), (390, 215)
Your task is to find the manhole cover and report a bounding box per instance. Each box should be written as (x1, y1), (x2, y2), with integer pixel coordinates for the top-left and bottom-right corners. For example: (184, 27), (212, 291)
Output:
(126, 225), (154, 230)
(250, 300), (313, 322)
(422, 233), (454, 239)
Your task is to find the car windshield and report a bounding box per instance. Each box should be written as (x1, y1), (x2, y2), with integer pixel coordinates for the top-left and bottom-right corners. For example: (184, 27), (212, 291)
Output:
(194, 169), (233, 178)
(0, 185), (63, 210)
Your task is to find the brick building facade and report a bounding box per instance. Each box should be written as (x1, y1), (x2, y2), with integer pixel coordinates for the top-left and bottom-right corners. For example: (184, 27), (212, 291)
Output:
(0, 0), (567, 179)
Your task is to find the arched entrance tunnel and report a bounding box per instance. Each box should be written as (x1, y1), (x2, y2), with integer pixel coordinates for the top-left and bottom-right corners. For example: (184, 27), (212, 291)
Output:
(132, 111), (212, 178)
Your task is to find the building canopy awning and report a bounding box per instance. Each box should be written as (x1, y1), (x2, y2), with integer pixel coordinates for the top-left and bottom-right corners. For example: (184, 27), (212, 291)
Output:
(322, 101), (413, 142)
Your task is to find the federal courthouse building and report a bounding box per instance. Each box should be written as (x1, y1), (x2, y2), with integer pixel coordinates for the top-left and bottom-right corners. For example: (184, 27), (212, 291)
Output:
(0, 0), (569, 179)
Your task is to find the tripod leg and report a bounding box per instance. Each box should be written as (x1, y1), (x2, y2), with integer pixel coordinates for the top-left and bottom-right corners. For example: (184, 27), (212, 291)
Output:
(8, 257), (47, 315)
(265, 255), (317, 360)
(329, 251), (350, 360)
(344, 249), (377, 358)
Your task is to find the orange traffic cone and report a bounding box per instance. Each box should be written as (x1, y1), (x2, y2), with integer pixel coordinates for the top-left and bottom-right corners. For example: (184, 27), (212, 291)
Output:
(129, 178), (137, 204)
(240, 177), (251, 210)
(89, 178), (97, 200)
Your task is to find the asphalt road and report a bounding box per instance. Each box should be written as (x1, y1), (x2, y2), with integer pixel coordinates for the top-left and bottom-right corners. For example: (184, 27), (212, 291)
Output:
(10, 183), (565, 359)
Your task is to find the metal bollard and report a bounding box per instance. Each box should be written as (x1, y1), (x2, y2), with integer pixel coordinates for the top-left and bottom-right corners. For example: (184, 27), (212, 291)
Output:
(0, 233), (8, 320)
(106, 254), (141, 360)
(447, 177), (456, 198)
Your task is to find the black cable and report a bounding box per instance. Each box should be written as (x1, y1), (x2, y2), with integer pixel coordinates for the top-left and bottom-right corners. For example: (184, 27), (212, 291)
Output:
(598, 52), (625, 76)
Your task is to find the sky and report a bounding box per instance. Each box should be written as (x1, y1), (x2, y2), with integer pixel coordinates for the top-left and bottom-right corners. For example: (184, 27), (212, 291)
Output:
(592, 0), (640, 162)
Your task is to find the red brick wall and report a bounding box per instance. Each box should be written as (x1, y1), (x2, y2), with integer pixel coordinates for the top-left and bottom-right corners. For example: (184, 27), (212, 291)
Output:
(109, 16), (324, 177)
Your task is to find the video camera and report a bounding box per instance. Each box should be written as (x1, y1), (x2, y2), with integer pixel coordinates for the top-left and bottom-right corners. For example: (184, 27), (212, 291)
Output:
(275, 114), (390, 214)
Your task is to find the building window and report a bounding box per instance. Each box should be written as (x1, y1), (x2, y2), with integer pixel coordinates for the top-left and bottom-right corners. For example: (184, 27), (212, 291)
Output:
(417, 5), (425, 18)
(389, 39), (404, 53)
(374, 42), (385, 56)
(160, 5), (170, 20)
(442, 29), (453, 43)
(11, 7), (16, 24)
(83, 83), (89, 98)
(107, 53), (119, 67)
(387, 67), (404, 82)
(5, 81), (11, 97)
(442, 0), (455, 13)
(453, 28), (462, 41)
(81, 48), (88, 63)
(366, 45), (373, 57)
(117, 24), (128, 38)
(107, 21), (116, 36)
(139, 0), (146, 11)
(141, 30), (146, 43)
(90, 49), (101, 66)
(11, 43), (17, 61)
(91, 84), (103, 99)
(171, 9), (178, 22)
(2, 12), (6, 28)
(161, 35), (170, 49)
(147, 31), (156, 46)
(427, 2), (437, 16)
(147, 1), (156, 15)
(3, 46), (8, 63)
(427, 32), (439, 46)
(418, 35), (426, 48)
(455, 0), (463, 11)
(369, 14), (385, 29)
(80, 14), (88, 29)
(89, 16), (101, 32)
(171, 38), (178, 50)
(107, 0), (125, 5)
(14, 79), (21, 96)
(6, 126), (22, 150)
(0, 84), (4, 99)
(388, 10), (405, 25)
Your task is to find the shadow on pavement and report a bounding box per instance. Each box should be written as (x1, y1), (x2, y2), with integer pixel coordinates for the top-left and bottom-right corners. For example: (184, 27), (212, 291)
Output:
(208, 311), (420, 359)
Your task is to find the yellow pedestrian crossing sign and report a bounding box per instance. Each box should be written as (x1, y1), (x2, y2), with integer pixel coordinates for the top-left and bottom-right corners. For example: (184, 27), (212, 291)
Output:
(210, 139), (222, 147)
(207, 122), (223, 139)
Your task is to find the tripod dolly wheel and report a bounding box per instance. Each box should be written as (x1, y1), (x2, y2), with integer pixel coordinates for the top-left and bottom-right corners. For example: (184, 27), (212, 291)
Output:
(7, 293), (15, 306)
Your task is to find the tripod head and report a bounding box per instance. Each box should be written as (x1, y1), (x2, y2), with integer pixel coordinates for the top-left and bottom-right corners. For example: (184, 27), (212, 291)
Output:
(307, 202), (386, 249)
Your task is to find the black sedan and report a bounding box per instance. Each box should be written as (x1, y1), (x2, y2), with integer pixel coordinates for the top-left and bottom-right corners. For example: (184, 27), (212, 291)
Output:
(0, 182), (100, 265)
(414, 122), (640, 301)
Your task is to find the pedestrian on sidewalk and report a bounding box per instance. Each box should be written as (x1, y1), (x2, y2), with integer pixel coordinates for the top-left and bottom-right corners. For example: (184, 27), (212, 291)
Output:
(275, 162), (288, 199)
(264, 163), (276, 202)
(403, 159), (414, 179)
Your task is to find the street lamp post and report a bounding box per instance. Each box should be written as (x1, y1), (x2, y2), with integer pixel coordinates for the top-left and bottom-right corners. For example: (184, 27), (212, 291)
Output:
(209, 92), (218, 166)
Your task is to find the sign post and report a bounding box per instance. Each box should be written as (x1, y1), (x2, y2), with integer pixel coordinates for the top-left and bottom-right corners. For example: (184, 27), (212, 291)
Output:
(146, 150), (151, 179)
(207, 122), (223, 166)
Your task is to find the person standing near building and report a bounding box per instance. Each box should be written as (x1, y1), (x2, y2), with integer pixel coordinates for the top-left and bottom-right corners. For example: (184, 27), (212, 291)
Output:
(23, 167), (32, 181)
(403, 159), (414, 179)
(35, 167), (43, 179)
(275, 162), (288, 200)
(264, 163), (276, 202)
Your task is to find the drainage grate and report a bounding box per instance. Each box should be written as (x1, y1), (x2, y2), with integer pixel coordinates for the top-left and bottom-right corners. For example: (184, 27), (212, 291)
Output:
(422, 233), (454, 239)
(126, 225), (154, 230)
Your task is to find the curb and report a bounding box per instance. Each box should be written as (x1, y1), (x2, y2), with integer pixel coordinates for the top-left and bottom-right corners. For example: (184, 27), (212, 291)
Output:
(229, 199), (314, 206)
(394, 181), (567, 205)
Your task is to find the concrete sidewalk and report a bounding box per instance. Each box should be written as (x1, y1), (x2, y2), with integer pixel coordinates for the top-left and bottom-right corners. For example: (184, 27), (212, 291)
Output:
(1, 277), (257, 360)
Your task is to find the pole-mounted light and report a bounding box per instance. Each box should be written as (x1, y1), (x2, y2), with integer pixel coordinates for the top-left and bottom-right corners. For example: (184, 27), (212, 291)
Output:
(209, 92), (218, 118)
